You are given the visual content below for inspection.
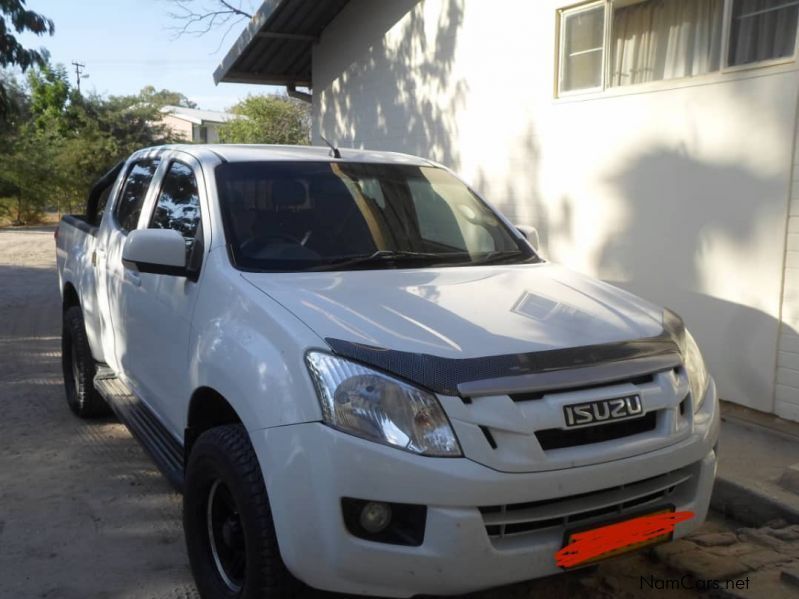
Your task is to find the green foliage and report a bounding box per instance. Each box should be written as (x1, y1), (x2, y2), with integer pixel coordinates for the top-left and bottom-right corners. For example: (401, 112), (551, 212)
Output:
(0, 62), (185, 225)
(0, 0), (53, 70)
(27, 61), (68, 127)
(0, 69), (27, 133)
(0, 1), (53, 121)
(133, 85), (197, 109)
(0, 125), (59, 223)
(219, 95), (309, 145)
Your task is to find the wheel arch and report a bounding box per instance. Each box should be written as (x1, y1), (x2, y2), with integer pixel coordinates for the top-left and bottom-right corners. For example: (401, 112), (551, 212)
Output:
(185, 387), (243, 461)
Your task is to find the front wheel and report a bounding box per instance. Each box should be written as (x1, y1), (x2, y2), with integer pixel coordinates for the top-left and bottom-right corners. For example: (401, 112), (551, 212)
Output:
(183, 424), (304, 599)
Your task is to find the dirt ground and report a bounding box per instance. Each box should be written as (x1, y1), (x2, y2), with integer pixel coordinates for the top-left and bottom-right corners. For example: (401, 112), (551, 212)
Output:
(0, 226), (197, 599)
(0, 225), (730, 599)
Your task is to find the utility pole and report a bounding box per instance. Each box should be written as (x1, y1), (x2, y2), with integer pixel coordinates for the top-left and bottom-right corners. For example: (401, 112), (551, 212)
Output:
(71, 61), (88, 94)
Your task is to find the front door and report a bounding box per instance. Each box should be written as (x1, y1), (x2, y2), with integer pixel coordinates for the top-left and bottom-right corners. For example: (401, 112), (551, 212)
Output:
(125, 157), (207, 435)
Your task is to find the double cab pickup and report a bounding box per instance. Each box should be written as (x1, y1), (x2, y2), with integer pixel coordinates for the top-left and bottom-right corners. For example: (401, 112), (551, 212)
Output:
(56, 144), (719, 598)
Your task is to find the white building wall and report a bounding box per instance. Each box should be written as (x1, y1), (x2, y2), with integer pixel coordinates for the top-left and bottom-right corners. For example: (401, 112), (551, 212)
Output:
(776, 118), (799, 421)
(313, 0), (799, 416)
(160, 114), (193, 141)
(206, 123), (221, 143)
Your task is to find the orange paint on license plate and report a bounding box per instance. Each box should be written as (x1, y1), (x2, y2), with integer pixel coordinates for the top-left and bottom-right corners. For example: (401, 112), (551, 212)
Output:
(555, 509), (694, 569)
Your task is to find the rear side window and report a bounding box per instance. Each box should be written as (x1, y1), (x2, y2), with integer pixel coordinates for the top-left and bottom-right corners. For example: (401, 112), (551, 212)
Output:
(94, 185), (112, 226)
(114, 159), (160, 232)
(149, 161), (201, 244)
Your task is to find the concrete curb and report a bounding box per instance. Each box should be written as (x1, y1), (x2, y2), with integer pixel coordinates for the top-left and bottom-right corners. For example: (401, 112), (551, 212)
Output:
(712, 476), (799, 527)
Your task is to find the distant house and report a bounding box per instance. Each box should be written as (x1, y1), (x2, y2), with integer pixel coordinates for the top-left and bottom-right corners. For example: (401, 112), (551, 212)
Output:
(159, 106), (238, 143)
(215, 0), (799, 422)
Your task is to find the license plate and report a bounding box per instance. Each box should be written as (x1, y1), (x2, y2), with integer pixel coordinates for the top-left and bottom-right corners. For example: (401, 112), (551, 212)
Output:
(558, 507), (677, 569)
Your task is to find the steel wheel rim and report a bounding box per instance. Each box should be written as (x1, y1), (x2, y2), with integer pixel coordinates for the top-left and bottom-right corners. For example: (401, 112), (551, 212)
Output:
(207, 479), (246, 592)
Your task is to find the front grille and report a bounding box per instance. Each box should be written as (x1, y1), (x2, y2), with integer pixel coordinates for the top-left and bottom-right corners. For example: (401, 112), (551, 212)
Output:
(535, 411), (657, 450)
(448, 365), (689, 473)
(508, 372), (659, 402)
(479, 465), (694, 541)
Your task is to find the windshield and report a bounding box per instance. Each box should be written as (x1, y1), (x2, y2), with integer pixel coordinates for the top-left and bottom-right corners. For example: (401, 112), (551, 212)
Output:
(215, 161), (540, 272)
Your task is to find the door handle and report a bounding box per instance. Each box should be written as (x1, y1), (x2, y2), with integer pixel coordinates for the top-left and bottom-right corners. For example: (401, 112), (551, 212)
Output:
(94, 247), (106, 268)
(125, 269), (141, 287)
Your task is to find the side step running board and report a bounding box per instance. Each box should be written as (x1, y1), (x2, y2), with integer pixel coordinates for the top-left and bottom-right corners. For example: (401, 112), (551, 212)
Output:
(94, 367), (184, 491)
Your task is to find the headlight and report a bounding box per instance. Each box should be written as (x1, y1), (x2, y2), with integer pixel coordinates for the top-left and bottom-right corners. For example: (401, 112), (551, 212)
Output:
(305, 351), (462, 456)
(682, 329), (709, 412)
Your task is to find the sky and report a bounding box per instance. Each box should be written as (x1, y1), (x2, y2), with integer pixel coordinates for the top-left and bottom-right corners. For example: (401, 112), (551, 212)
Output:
(17, 0), (280, 111)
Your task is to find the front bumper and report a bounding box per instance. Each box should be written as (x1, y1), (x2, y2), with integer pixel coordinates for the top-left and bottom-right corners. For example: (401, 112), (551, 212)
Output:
(250, 380), (719, 597)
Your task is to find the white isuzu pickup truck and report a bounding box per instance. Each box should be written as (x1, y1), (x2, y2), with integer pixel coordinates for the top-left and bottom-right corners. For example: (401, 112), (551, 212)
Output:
(56, 144), (719, 598)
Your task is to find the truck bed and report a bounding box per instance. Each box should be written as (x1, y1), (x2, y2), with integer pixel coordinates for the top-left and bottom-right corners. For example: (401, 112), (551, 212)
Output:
(56, 214), (104, 363)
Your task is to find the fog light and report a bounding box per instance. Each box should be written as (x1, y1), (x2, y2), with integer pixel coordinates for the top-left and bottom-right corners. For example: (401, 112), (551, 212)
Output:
(342, 498), (427, 546)
(359, 501), (392, 533)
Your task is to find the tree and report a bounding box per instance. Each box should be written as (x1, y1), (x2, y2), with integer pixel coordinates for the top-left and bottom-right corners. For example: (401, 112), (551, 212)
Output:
(167, 0), (254, 40)
(48, 90), (178, 215)
(0, 125), (59, 223)
(134, 85), (197, 109)
(0, 0), (53, 70)
(0, 69), (26, 133)
(26, 60), (68, 128)
(219, 95), (309, 145)
(0, 1), (54, 119)
(0, 61), (187, 224)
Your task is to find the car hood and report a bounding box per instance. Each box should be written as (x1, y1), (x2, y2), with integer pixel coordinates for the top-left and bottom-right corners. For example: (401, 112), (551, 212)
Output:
(241, 263), (664, 359)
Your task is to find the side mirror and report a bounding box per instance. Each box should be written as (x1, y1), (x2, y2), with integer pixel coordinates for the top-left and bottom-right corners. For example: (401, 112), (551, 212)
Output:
(122, 229), (188, 276)
(515, 224), (540, 253)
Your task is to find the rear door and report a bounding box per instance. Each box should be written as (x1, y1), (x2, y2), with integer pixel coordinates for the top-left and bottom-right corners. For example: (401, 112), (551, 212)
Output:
(80, 170), (123, 363)
(100, 155), (162, 381)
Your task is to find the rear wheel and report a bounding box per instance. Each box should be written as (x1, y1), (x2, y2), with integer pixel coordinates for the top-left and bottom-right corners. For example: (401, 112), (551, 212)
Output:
(62, 306), (109, 418)
(184, 424), (305, 599)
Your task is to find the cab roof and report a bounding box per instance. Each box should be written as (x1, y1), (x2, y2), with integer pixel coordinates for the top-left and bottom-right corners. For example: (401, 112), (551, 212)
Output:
(151, 144), (435, 167)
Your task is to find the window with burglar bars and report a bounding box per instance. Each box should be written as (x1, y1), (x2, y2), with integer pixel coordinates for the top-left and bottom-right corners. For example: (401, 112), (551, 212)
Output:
(557, 0), (799, 96)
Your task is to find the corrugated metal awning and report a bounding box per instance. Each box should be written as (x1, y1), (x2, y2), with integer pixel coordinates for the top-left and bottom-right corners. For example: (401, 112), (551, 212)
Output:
(213, 0), (350, 87)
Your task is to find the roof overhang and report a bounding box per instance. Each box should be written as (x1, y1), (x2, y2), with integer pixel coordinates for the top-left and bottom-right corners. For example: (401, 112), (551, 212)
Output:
(213, 0), (350, 87)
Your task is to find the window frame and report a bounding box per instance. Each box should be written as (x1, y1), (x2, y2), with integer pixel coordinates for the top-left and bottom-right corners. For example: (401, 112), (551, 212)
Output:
(555, 0), (799, 98)
(721, 0), (799, 73)
(148, 159), (204, 241)
(112, 157), (162, 235)
(143, 156), (208, 279)
(557, 0), (609, 97)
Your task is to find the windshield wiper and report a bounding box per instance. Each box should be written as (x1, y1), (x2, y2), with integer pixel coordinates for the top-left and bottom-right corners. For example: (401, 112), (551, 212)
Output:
(310, 249), (467, 271)
(469, 250), (530, 266)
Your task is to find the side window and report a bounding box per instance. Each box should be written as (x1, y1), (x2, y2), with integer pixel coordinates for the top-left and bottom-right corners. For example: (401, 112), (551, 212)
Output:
(149, 162), (202, 251)
(557, 0), (799, 96)
(728, 0), (799, 67)
(559, 2), (606, 94)
(610, 0), (723, 86)
(94, 185), (112, 226)
(114, 159), (160, 233)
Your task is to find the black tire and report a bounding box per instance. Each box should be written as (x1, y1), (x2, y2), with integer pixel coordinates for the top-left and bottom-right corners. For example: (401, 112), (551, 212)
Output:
(184, 424), (305, 599)
(62, 306), (109, 418)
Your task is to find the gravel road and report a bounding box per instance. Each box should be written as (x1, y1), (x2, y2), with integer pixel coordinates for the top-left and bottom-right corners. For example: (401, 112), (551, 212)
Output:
(0, 226), (729, 599)
(0, 227), (197, 599)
